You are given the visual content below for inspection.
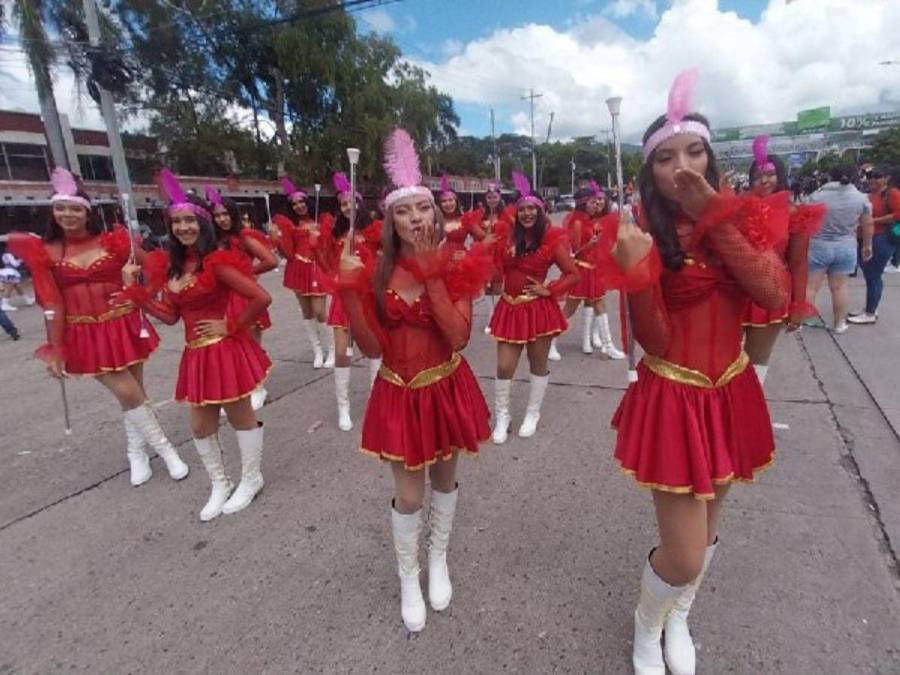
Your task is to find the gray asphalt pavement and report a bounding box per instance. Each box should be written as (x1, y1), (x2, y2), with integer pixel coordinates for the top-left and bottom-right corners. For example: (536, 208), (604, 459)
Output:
(1, 260), (899, 673)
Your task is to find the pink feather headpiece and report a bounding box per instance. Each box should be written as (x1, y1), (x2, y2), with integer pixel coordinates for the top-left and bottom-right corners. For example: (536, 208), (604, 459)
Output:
(642, 68), (711, 159)
(332, 171), (360, 200)
(752, 135), (775, 174)
(383, 128), (432, 209)
(49, 168), (91, 209)
(439, 173), (455, 200)
(158, 168), (211, 221)
(205, 185), (224, 207)
(281, 176), (307, 201)
(590, 179), (606, 199)
(486, 181), (502, 194)
(513, 171), (543, 208)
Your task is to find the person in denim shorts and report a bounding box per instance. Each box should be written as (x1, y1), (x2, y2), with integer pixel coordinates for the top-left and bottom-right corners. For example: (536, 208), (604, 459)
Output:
(808, 164), (873, 333)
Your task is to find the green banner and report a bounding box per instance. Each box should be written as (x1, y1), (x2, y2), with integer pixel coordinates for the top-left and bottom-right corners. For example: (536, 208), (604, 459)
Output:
(797, 107), (831, 130)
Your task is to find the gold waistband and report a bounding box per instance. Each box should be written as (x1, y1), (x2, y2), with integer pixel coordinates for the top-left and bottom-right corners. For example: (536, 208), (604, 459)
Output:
(187, 334), (226, 349)
(378, 353), (461, 389)
(66, 303), (135, 324)
(502, 293), (539, 305)
(294, 253), (313, 263)
(575, 259), (595, 270)
(642, 352), (749, 389)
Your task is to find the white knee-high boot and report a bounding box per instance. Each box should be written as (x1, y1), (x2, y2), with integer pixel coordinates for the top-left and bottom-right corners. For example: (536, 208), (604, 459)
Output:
(663, 541), (718, 675)
(334, 367), (353, 431)
(124, 404), (189, 481)
(548, 337), (562, 361)
(324, 329), (336, 368)
(492, 378), (512, 444)
(222, 423), (264, 515)
(123, 415), (151, 486)
(517, 373), (549, 438)
(427, 486), (458, 611)
(582, 306), (595, 354)
(303, 318), (325, 369)
(391, 505), (427, 632)
(596, 312), (626, 359)
(633, 557), (686, 675)
(193, 434), (233, 521)
(753, 364), (768, 386)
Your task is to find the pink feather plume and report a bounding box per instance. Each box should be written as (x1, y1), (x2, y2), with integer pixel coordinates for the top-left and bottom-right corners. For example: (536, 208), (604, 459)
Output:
(590, 179), (602, 195)
(281, 176), (298, 196)
(158, 168), (187, 204)
(205, 186), (223, 206)
(51, 167), (78, 197)
(752, 135), (770, 169)
(512, 170), (531, 198)
(333, 172), (351, 194)
(383, 128), (421, 189)
(441, 173), (451, 193)
(667, 67), (700, 125)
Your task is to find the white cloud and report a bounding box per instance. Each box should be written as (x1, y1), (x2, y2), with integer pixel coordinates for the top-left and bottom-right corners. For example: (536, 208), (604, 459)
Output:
(603, 0), (658, 20)
(411, 0), (900, 142)
(441, 39), (464, 57)
(360, 7), (396, 33)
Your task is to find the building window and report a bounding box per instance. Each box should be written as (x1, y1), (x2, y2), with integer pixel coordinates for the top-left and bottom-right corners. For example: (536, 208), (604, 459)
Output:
(78, 154), (114, 181)
(1, 143), (50, 181)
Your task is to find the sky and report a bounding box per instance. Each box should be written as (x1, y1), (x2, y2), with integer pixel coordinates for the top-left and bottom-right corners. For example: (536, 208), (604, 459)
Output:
(1, 0), (898, 144)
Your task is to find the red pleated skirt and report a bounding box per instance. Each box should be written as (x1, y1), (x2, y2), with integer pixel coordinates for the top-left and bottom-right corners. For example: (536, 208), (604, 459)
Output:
(327, 293), (349, 329)
(568, 262), (606, 301)
(226, 290), (272, 332)
(489, 295), (568, 343)
(175, 332), (272, 405)
(64, 310), (160, 375)
(361, 356), (491, 470)
(283, 258), (326, 296)
(742, 299), (788, 327)
(612, 358), (775, 500)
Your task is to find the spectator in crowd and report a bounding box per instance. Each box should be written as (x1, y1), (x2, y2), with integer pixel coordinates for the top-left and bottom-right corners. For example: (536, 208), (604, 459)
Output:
(0, 246), (34, 311)
(808, 163), (874, 333)
(0, 302), (19, 340)
(848, 166), (900, 324)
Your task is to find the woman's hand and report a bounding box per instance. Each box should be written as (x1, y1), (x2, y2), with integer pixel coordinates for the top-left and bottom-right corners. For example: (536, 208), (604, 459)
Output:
(195, 318), (228, 338)
(523, 276), (552, 297)
(412, 225), (439, 256)
(122, 262), (141, 287)
(862, 242), (874, 262)
(612, 214), (653, 270)
(673, 168), (717, 219)
(339, 248), (364, 275)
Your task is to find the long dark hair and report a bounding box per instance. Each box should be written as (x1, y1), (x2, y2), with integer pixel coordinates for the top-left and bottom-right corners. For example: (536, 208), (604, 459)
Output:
(373, 202), (445, 319)
(333, 201), (373, 239)
(44, 190), (103, 242)
(212, 197), (243, 243)
(513, 206), (548, 256)
(638, 112), (720, 271)
(166, 195), (219, 278)
(483, 192), (505, 217)
(287, 196), (312, 224)
(749, 153), (788, 192)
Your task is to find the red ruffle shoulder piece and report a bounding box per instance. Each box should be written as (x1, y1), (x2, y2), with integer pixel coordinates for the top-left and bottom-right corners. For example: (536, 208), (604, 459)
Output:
(399, 242), (494, 302)
(199, 248), (253, 284)
(789, 203), (827, 236)
(99, 226), (135, 260)
(596, 212), (620, 248)
(117, 249), (170, 305)
(8, 233), (56, 308)
(241, 227), (275, 249)
(461, 209), (483, 228)
(272, 214), (295, 241)
(362, 220), (383, 247)
(503, 204), (518, 223)
(693, 191), (790, 251)
(593, 242), (663, 294)
(537, 225), (570, 257)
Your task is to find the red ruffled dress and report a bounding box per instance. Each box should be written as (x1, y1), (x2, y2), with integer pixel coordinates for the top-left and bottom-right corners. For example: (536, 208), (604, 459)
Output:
(10, 228), (160, 375)
(317, 219), (383, 330)
(273, 213), (331, 297)
(742, 198), (826, 326)
(223, 228), (278, 332)
(133, 250), (272, 406)
(488, 226), (580, 342)
(611, 194), (791, 499)
(565, 210), (619, 301)
(340, 246), (493, 469)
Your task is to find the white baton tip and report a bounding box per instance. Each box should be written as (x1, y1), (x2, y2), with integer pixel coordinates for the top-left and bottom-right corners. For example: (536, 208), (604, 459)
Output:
(627, 369), (639, 383)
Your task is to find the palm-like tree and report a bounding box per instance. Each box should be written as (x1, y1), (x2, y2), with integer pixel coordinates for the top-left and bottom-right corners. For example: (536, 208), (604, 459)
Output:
(1, 0), (70, 170)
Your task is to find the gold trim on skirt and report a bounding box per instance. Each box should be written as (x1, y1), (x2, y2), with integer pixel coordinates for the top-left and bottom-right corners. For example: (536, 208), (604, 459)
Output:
(642, 352), (749, 389)
(501, 293), (539, 305)
(187, 334), (227, 349)
(378, 352), (462, 389)
(66, 303), (135, 324)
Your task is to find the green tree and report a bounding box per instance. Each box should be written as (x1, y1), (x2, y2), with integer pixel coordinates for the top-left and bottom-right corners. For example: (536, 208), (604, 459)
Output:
(871, 127), (900, 166)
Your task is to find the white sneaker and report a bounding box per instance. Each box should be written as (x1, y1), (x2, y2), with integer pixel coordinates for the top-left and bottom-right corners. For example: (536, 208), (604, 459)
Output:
(548, 338), (562, 361)
(847, 312), (877, 325)
(1, 299), (16, 311)
(832, 321), (849, 334)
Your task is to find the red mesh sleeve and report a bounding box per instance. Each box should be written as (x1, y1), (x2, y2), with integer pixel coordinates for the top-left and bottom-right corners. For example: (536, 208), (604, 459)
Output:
(627, 280), (671, 357)
(272, 214), (296, 257)
(240, 229), (279, 274)
(213, 263), (272, 334)
(339, 288), (386, 358)
(543, 228), (580, 297)
(140, 294), (180, 325)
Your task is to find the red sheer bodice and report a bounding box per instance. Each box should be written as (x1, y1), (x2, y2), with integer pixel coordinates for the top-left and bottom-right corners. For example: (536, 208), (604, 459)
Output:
(316, 219), (383, 276)
(627, 202), (790, 381)
(443, 217), (470, 250)
(496, 226), (580, 297)
(223, 228), (278, 275)
(274, 214), (333, 262)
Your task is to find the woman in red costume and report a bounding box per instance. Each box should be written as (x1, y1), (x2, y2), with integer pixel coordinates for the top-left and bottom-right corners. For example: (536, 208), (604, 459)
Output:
(741, 137), (825, 385)
(207, 186), (278, 410)
(338, 129), (491, 633)
(609, 71), (789, 675)
(123, 170), (272, 521)
(489, 171), (579, 443)
(10, 168), (188, 487)
(469, 182), (513, 334)
(271, 177), (332, 368)
(558, 182), (625, 359)
(316, 172), (383, 431)
(436, 174), (475, 253)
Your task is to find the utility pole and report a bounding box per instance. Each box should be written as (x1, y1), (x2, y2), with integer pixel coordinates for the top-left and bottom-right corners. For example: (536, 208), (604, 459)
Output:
(490, 107), (500, 181)
(83, 0), (136, 223)
(521, 88), (543, 188)
(570, 157), (575, 195)
(599, 127), (612, 189)
(537, 111), (554, 191)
